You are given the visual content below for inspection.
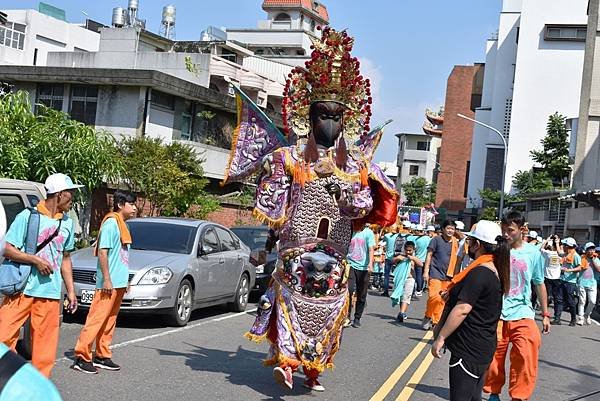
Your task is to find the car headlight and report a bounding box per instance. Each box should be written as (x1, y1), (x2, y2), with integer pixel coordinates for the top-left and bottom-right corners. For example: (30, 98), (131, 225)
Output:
(255, 264), (265, 274)
(138, 267), (173, 285)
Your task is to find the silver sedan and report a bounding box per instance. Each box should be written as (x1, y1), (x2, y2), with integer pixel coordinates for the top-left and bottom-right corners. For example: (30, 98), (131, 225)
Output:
(70, 217), (254, 326)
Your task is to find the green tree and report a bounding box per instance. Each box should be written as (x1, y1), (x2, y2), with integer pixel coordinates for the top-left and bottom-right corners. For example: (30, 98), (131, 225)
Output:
(401, 177), (436, 207)
(512, 169), (554, 198)
(530, 112), (571, 187)
(0, 91), (122, 235)
(477, 188), (518, 220)
(118, 136), (220, 219)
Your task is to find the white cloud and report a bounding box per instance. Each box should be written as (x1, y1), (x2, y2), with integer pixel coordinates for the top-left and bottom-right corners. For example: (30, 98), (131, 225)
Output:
(359, 57), (443, 163)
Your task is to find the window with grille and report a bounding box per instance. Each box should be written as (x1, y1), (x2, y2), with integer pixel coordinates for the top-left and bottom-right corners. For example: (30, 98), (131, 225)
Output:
(416, 141), (430, 151)
(70, 85), (98, 125)
(503, 98), (512, 140)
(409, 165), (419, 176)
(37, 84), (64, 112)
(544, 24), (586, 42)
(0, 22), (26, 50)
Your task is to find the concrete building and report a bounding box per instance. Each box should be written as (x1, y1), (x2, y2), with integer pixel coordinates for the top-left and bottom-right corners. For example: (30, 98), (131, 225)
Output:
(226, 0), (328, 67)
(395, 132), (441, 202)
(435, 64), (484, 216)
(526, 0), (600, 244)
(0, 7), (100, 66)
(467, 0), (587, 207)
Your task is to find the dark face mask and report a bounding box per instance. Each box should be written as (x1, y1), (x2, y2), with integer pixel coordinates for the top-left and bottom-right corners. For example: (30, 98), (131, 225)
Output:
(309, 101), (345, 148)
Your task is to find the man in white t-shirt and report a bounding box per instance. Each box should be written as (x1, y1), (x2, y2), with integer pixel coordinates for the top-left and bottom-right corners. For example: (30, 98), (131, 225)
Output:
(540, 235), (563, 323)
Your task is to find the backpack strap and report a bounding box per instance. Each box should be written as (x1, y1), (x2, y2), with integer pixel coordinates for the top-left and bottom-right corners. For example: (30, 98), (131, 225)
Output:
(0, 350), (26, 392)
(24, 208), (40, 255)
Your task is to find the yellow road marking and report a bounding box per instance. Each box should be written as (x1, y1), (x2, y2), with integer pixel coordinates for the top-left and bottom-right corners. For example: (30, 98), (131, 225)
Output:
(395, 350), (435, 401)
(369, 330), (434, 401)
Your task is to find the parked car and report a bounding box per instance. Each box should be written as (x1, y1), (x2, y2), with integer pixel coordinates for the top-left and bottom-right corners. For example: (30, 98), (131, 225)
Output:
(230, 226), (277, 294)
(0, 178), (65, 359)
(70, 217), (254, 326)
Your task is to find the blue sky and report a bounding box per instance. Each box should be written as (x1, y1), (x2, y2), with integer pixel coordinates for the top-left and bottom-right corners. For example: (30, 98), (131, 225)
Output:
(5, 0), (501, 163)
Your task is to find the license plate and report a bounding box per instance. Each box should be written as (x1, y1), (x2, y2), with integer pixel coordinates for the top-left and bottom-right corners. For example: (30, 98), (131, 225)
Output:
(80, 289), (95, 304)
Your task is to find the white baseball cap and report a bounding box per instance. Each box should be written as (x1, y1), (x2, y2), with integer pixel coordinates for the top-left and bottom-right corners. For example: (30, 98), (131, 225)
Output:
(561, 237), (577, 247)
(584, 242), (596, 250)
(465, 220), (501, 245)
(527, 230), (538, 239)
(537, 236), (543, 242)
(44, 173), (84, 195)
(455, 221), (465, 231)
(414, 224), (424, 231)
(426, 225), (436, 232)
(402, 221), (411, 228)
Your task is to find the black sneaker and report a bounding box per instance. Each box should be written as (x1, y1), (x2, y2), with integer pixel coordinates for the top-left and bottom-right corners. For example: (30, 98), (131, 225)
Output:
(93, 357), (121, 371)
(381, 291), (389, 297)
(71, 358), (98, 374)
(568, 320), (577, 327)
(551, 318), (562, 325)
(352, 318), (361, 328)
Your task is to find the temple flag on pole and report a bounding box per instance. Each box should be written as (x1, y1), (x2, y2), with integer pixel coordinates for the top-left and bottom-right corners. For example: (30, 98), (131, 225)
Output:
(221, 85), (288, 185)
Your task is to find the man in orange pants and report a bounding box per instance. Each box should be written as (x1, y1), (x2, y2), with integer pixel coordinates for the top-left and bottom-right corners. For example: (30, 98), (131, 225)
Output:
(0, 173), (80, 377)
(422, 220), (458, 330)
(72, 190), (137, 374)
(484, 211), (551, 401)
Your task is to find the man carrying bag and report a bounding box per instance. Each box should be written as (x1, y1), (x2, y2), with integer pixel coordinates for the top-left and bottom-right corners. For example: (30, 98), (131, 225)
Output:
(0, 173), (80, 377)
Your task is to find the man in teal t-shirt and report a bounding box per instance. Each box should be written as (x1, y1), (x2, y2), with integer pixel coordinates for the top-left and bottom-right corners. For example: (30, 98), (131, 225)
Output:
(0, 173), (81, 378)
(411, 225), (430, 295)
(574, 243), (599, 325)
(484, 212), (550, 401)
(558, 237), (580, 326)
(347, 224), (376, 328)
(73, 190), (137, 374)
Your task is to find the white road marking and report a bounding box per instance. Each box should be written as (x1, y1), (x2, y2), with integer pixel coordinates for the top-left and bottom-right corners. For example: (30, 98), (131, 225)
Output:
(56, 310), (252, 363)
(591, 318), (600, 326)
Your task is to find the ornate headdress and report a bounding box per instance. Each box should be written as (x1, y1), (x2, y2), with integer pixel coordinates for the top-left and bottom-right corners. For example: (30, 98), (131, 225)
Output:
(282, 27), (373, 143)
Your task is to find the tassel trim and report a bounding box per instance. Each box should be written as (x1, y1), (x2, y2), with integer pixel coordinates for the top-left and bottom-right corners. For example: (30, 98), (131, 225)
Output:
(252, 208), (287, 228)
(244, 331), (267, 344)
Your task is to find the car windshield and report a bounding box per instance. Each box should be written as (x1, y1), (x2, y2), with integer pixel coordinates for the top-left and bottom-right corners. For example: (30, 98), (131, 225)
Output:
(128, 221), (197, 254)
(231, 228), (269, 250)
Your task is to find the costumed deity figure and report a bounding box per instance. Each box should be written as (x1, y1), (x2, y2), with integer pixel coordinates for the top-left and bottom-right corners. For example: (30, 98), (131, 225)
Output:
(222, 27), (398, 392)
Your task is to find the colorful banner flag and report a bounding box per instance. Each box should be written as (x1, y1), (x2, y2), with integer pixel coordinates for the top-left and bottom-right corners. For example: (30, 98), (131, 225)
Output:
(355, 119), (392, 161)
(221, 86), (288, 185)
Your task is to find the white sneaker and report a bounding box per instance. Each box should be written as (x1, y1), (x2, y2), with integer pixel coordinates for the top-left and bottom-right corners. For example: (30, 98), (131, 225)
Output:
(422, 317), (432, 331)
(273, 367), (293, 390)
(585, 316), (592, 325)
(415, 291), (423, 297)
(576, 316), (584, 326)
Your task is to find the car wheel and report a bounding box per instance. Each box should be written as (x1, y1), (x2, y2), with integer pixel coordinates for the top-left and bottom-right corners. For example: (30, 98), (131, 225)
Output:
(168, 279), (193, 327)
(229, 273), (250, 312)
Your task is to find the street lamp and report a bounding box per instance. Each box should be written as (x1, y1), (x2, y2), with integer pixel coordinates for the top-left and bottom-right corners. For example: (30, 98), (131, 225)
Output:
(457, 113), (507, 219)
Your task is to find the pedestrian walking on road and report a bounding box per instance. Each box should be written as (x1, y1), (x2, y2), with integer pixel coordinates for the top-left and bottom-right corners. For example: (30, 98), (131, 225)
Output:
(483, 211), (551, 401)
(558, 237), (581, 327)
(412, 224), (431, 297)
(347, 223), (376, 328)
(381, 225), (398, 296)
(574, 242), (599, 325)
(72, 190), (137, 374)
(431, 220), (510, 401)
(540, 235), (563, 316)
(422, 220), (458, 330)
(0, 173), (80, 377)
(390, 241), (422, 322)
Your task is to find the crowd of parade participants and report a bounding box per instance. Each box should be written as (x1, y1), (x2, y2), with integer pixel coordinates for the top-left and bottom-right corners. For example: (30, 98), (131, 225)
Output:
(346, 214), (599, 401)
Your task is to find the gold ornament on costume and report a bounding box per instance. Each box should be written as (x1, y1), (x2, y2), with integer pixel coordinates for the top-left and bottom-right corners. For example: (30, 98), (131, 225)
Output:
(281, 27), (374, 142)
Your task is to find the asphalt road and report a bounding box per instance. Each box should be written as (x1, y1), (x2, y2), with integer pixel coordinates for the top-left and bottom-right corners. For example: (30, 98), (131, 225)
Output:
(48, 290), (600, 401)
